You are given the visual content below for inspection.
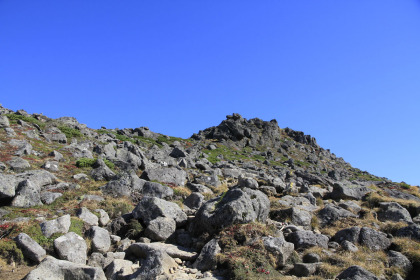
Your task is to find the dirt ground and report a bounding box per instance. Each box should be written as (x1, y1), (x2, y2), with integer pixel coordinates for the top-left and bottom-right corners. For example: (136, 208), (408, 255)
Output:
(0, 264), (34, 280)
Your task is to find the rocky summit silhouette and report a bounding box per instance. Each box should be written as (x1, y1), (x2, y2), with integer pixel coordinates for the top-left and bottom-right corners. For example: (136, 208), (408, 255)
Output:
(0, 105), (419, 280)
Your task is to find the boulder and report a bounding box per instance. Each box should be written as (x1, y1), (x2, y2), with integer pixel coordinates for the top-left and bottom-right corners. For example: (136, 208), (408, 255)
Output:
(90, 159), (116, 181)
(302, 253), (321, 263)
(90, 226), (111, 254)
(127, 242), (197, 261)
(0, 115), (10, 128)
(23, 256), (106, 280)
(336, 265), (379, 280)
(105, 259), (134, 280)
(144, 217), (176, 241)
(341, 240), (359, 252)
(49, 150), (64, 162)
(330, 183), (372, 200)
(359, 227), (391, 250)
(292, 262), (320, 277)
(76, 207), (99, 226)
(334, 227), (361, 244)
(238, 176), (259, 189)
(193, 238), (221, 271)
(141, 181), (174, 198)
(43, 127), (67, 143)
(184, 192), (205, 209)
(11, 179), (42, 208)
(317, 204), (357, 226)
(9, 139), (32, 156)
(16, 170), (58, 188)
(129, 249), (177, 280)
(95, 209), (110, 226)
(141, 166), (187, 186)
(101, 171), (146, 197)
(191, 187), (270, 235)
(285, 230), (329, 250)
(388, 250), (412, 275)
(132, 196), (187, 226)
(0, 173), (18, 198)
(40, 214), (71, 238)
(41, 161), (59, 172)
(53, 232), (87, 264)
(14, 233), (46, 263)
(7, 157), (31, 172)
(396, 224), (420, 241)
(262, 236), (294, 267)
(377, 202), (412, 223)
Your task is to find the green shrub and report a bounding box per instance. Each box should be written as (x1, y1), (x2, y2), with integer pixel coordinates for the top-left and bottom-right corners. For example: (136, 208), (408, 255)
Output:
(0, 240), (25, 264)
(76, 158), (96, 168)
(5, 114), (46, 129)
(58, 125), (83, 140)
(126, 219), (143, 239)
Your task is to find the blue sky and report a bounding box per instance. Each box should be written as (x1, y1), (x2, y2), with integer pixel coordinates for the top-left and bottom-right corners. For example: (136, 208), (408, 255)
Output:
(1, 1), (419, 186)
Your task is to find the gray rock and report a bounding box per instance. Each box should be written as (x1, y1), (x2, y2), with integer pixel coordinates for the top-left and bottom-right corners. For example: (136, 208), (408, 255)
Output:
(292, 262), (320, 277)
(16, 170), (58, 188)
(87, 252), (105, 268)
(95, 209), (110, 226)
(101, 171), (146, 197)
(388, 250), (412, 275)
(129, 249), (177, 280)
(377, 202), (412, 223)
(336, 265), (379, 280)
(145, 217), (176, 241)
(0, 115), (10, 128)
(12, 179), (42, 207)
(238, 176), (259, 189)
(341, 240), (359, 252)
(7, 157), (31, 172)
(91, 159), (116, 181)
(54, 232), (87, 264)
(331, 183), (373, 200)
(14, 233), (46, 263)
(359, 227), (391, 250)
(9, 139), (32, 156)
(194, 173), (221, 187)
(40, 214), (71, 237)
(391, 274), (404, 280)
(49, 150), (64, 162)
(396, 224), (420, 241)
(302, 252), (321, 263)
(169, 147), (186, 158)
(105, 259), (134, 280)
(186, 182), (213, 194)
(262, 235), (295, 267)
(41, 161), (59, 172)
(73, 173), (89, 181)
(141, 181), (174, 198)
(193, 238), (221, 271)
(184, 192), (205, 209)
(286, 230), (329, 250)
(141, 166), (187, 186)
(43, 127), (67, 143)
(90, 226), (111, 254)
(76, 207), (99, 226)
(132, 196), (187, 226)
(127, 242), (197, 261)
(115, 149), (144, 170)
(23, 256), (106, 280)
(191, 187), (270, 235)
(277, 195), (318, 212)
(334, 227), (361, 244)
(318, 204), (357, 226)
(0, 173), (18, 198)
(338, 200), (362, 214)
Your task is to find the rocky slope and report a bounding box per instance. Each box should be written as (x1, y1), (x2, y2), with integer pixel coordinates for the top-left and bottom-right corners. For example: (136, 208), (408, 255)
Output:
(0, 106), (419, 280)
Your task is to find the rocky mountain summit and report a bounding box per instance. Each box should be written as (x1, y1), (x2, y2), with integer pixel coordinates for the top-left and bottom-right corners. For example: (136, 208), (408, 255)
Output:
(0, 105), (419, 280)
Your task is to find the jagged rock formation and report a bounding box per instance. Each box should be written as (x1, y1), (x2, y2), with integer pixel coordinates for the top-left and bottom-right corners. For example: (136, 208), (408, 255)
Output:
(0, 106), (419, 280)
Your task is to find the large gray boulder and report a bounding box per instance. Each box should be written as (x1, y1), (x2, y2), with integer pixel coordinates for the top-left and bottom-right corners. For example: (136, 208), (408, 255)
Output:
(16, 170), (58, 188)
(359, 227), (391, 251)
(184, 192), (205, 209)
(317, 204), (357, 226)
(191, 187), (270, 235)
(330, 183), (373, 200)
(9, 139), (32, 156)
(90, 159), (116, 181)
(141, 181), (174, 199)
(377, 202), (412, 223)
(0, 115), (10, 128)
(129, 250), (177, 280)
(7, 157), (31, 172)
(14, 233), (46, 263)
(396, 224), (420, 241)
(76, 207), (99, 226)
(101, 171), (146, 197)
(11, 179), (42, 208)
(43, 127), (67, 143)
(127, 242), (197, 261)
(262, 235), (295, 267)
(40, 214), (71, 237)
(90, 226), (111, 254)
(144, 217), (176, 241)
(23, 256), (106, 280)
(105, 259), (134, 280)
(0, 173), (18, 198)
(132, 196), (187, 226)
(334, 227), (361, 244)
(141, 166), (187, 186)
(193, 238), (221, 271)
(285, 230), (329, 250)
(336, 265), (379, 280)
(54, 232), (87, 264)
(388, 250), (412, 275)
(40, 191), (62, 204)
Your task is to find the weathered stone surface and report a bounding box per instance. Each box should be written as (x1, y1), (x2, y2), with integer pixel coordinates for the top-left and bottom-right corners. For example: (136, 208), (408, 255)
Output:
(91, 226), (111, 254)
(292, 262), (320, 277)
(238, 175), (259, 189)
(141, 166), (187, 186)
(341, 240), (359, 252)
(16, 170), (58, 187)
(262, 236), (294, 267)
(132, 196), (187, 226)
(0, 115), (10, 128)
(318, 204), (357, 226)
(95, 209), (110, 226)
(129, 250), (177, 280)
(191, 187), (270, 235)
(396, 224), (420, 241)
(145, 217), (176, 241)
(41, 161), (59, 172)
(193, 238), (221, 271)
(14, 233), (46, 263)
(40, 214), (71, 238)
(0, 173), (18, 198)
(7, 157), (31, 172)
(77, 207), (99, 226)
(9, 139), (32, 156)
(377, 202), (412, 223)
(127, 242), (197, 261)
(91, 159), (116, 181)
(23, 256), (106, 280)
(11, 179), (42, 207)
(359, 227), (391, 251)
(101, 171), (146, 197)
(105, 259), (134, 280)
(43, 127), (67, 143)
(141, 181), (174, 198)
(49, 150), (64, 162)
(54, 232), (87, 264)
(184, 192), (205, 209)
(334, 227), (361, 244)
(330, 183), (373, 200)
(336, 265), (379, 280)
(388, 250), (412, 275)
(286, 230), (329, 250)
(302, 252), (321, 263)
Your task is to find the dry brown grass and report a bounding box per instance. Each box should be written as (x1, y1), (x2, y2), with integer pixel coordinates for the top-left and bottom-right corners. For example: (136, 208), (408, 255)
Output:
(365, 192), (420, 209)
(319, 214), (378, 237)
(392, 237), (420, 263)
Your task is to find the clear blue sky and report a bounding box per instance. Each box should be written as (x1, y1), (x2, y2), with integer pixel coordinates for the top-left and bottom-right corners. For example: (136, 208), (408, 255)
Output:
(1, 1), (419, 186)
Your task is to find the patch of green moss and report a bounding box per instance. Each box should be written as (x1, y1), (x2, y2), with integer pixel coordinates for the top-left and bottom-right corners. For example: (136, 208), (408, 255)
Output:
(58, 125), (83, 140)
(5, 114), (46, 129)
(0, 239), (25, 264)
